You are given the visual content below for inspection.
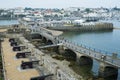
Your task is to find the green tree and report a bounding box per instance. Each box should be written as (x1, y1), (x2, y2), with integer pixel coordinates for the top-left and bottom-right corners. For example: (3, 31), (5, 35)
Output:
(85, 8), (91, 13)
(0, 9), (4, 15)
(77, 8), (80, 11)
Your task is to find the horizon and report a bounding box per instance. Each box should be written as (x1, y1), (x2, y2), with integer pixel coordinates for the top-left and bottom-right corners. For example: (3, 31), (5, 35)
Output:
(1, 6), (120, 9)
(0, 0), (120, 9)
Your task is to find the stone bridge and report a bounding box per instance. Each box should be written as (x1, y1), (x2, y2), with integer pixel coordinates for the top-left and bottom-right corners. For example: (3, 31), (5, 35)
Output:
(28, 26), (120, 79)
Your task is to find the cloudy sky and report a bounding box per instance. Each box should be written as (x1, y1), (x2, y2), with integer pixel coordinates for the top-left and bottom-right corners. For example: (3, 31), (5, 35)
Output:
(0, 0), (120, 8)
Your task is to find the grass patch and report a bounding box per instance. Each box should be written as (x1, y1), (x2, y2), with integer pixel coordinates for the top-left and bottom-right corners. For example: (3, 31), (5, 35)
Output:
(0, 77), (3, 80)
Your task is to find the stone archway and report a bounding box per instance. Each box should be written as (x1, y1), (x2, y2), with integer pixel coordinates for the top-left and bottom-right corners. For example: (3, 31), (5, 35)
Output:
(79, 56), (93, 66)
(47, 40), (53, 45)
(64, 49), (77, 61)
(99, 66), (118, 80)
(42, 37), (47, 43)
(31, 33), (42, 39)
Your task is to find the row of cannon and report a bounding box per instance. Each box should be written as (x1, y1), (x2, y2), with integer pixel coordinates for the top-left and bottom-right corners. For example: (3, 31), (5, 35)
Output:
(9, 38), (53, 80)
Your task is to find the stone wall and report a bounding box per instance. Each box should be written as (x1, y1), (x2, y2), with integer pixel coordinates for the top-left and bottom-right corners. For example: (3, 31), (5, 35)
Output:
(19, 37), (80, 80)
(48, 23), (113, 32)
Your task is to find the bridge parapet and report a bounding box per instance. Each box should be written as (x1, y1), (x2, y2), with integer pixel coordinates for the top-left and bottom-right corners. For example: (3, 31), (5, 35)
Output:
(53, 36), (120, 68)
(24, 23), (120, 68)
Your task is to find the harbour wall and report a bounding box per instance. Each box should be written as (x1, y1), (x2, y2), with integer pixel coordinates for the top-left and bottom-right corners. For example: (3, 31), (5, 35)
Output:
(47, 23), (113, 32)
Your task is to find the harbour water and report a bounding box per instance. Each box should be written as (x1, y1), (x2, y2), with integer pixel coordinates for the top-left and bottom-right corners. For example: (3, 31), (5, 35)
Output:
(0, 20), (120, 79)
(0, 20), (18, 26)
(61, 20), (120, 80)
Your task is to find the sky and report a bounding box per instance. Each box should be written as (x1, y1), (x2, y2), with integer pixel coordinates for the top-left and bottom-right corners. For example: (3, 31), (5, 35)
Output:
(0, 0), (120, 9)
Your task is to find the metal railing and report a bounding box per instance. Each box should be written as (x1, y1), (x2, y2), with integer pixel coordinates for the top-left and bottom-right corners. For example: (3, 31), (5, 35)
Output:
(55, 36), (120, 68)
(30, 26), (120, 68)
(39, 27), (120, 68)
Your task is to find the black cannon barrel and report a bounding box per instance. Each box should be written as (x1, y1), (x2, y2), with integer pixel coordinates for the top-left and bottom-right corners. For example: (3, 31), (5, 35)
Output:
(21, 60), (40, 69)
(9, 38), (15, 42)
(16, 52), (25, 58)
(12, 45), (25, 51)
(30, 74), (54, 80)
(10, 42), (18, 46)
(16, 52), (31, 58)
(17, 52), (31, 54)
(22, 60), (40, 64)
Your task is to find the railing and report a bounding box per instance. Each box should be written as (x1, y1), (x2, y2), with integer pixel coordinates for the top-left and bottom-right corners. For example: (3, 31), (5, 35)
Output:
(35, 26), (120, 68)
(55, 36), (120, 68)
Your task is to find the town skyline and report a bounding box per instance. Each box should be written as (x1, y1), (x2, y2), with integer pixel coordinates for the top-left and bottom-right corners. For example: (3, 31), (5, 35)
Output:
(0, 0), (120, 9)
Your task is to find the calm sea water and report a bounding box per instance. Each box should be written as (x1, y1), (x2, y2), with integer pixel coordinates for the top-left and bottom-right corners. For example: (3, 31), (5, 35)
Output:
(62, 29), (120, 57)
(61, 20), (120, 80)
(0, 20), (18, 26)
(0, 20), (120, 79)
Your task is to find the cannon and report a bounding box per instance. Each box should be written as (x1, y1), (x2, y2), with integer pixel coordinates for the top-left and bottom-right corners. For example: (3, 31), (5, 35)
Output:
(9, 38), (15, 42)
(10, 42), (18, 46)
(12, 45), (26, 51)
(30, 74), (54, 80)
(16, 52), (31, 58)
(21, 60), (39, 69)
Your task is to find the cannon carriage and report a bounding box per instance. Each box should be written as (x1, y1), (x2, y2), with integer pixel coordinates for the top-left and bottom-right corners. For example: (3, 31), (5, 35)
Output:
(16, 52), (31, 58)
(30, 74), (53, 80)
(10, 42), (18, 46)
(12, 45), (26, 51)
(21, 60), (40, 69)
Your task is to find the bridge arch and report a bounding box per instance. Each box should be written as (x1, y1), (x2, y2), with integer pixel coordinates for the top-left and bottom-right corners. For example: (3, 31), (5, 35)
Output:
(42, 37), (47, 43)
(31, 33), (42, 39)
(99, 66), (118, 80)
(79, 56), (93, 66)
(47, 40), (53, 45)
(64, 49), (77, 61)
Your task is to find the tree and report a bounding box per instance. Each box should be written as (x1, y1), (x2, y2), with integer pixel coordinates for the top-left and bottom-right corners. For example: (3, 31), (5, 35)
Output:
(54, 14), (58, 18)
(64, 14), (69, 17)
(85, 8), (91, 13)
(0, 9), (4, 15)
(24, 7), (32, 10)
(77, 8), (80, 11)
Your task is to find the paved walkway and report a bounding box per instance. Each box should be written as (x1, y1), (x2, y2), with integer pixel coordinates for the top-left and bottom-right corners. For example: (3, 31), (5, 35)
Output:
(2, 38), (39, 80)
(0, 29), (7, 32)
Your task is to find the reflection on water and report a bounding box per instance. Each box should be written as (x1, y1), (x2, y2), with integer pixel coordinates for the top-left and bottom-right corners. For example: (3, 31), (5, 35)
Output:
(61, 30), (120, 80)
(0, 20), (18, 26)
(61, 30), (120, 57)
(0, 20), (120, 80)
